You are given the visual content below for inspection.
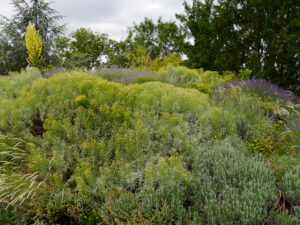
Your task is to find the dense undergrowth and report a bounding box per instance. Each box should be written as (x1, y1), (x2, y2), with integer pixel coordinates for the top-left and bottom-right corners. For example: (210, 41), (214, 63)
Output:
(0, 67), (299, 224)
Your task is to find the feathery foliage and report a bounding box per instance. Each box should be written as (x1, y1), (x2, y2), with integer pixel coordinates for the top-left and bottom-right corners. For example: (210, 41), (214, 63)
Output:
(0, 135), (45, 207)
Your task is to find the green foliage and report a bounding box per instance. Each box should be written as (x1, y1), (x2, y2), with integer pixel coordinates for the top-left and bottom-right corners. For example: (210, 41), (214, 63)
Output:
(0, 207), (18, 225)
(0, 70), (209, 222)
(283, 122), (300, 155)
(211, 86), (273, 141)
(127, 17), (184, 60)
(184, 82), (215, 94)
(125, 45), (151, 69)
(176, 0), (216, 70)
(189, 137), (276, 225)
(51, 36), (70, 68)
(159, 65), (201, 86)
(132, 75), (167, 84)
(105, 40), (130, 68)
(0, 135), (45, 207)
(249, 122), (289, 157)
(270, 155), (299, 180)
(0, 68), (41, 133)
(251, 133), (277, 155)
(280, 165), (300, 205)
(276, 207), (300, 225)
(212, 85), (300, 170)
(126, 48), (182, 72)
(104, 17), (184, 69)
(148, 53), (181, 72)
(237, 69), (253, 80)
(66, 28), (109, 69)
(95, 66), (234, 94)
(205, 107), (235, 139)
(185, 70), (234, 94)
(177, 0), (300, 94)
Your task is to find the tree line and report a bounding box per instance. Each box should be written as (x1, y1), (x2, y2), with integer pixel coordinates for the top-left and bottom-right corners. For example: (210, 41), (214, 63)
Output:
(0, 0), (299, 94)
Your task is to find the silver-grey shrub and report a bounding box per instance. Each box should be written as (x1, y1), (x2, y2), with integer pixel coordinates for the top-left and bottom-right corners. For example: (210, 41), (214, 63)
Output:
(276, 206), (300, 225)
(190, 137), (276, 225)
(280, 165), (300, 205)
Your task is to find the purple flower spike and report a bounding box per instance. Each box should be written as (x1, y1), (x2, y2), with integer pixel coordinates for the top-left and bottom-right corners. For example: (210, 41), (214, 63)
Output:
(290, 119), (300, 132)
(228, 79), (300, 103)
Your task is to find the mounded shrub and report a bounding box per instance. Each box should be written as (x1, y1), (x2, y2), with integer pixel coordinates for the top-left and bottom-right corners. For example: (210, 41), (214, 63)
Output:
(280, 165), (300, 205)
(188, 137), (276, 225)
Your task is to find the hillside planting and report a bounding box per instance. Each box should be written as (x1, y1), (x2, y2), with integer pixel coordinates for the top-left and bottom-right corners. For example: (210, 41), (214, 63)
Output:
(0, 67), (299, 224)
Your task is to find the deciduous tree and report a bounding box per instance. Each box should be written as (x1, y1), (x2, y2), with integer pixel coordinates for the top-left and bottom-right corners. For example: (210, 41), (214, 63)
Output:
(177, 0), (300, 93)
(127, 17), (185, 60)
(66, 28), (109, 69)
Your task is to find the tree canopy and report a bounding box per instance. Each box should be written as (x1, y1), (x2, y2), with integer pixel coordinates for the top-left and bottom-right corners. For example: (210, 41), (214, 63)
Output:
(65, 28), (109, 69)
(126, 17), (185, 60)
(177, 0), (300, 93)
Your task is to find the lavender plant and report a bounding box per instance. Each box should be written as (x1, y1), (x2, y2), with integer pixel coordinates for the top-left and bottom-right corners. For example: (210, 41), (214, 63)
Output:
(283, 119), (300, 153)
(228, 79), (300, 103)
(280, 165), (300, 205)
(189, 137), (276, 225)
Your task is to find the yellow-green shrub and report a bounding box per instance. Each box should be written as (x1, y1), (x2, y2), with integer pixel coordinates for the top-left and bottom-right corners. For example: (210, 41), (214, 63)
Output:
(148, 53), (181, 72)
(204, 107), (236, 139)
(159, 65), (201, 86)
(184, 70), (234, 94)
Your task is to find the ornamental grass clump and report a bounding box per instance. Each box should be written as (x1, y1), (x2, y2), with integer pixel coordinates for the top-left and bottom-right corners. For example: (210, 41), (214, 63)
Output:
(0, 135), (45, 207)
(283, 119), (300, 153)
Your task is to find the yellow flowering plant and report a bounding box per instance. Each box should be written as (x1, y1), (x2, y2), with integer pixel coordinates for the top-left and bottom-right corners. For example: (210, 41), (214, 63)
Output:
(25, 22), (43, 68)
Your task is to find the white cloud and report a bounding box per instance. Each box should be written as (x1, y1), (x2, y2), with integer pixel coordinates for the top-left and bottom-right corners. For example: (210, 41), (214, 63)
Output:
(146, 3), (161, 10)
(0, 0), (14, 18)
(68, 22), (126, 41)
(0, 0), (192, 40)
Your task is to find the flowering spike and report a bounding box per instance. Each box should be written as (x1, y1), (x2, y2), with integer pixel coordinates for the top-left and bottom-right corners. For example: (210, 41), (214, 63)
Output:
(25, 22), (43, 68)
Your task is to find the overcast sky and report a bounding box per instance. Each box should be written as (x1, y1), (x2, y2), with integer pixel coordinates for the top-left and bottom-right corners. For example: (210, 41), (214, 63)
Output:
(0, 0), (191, 41)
